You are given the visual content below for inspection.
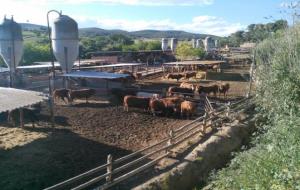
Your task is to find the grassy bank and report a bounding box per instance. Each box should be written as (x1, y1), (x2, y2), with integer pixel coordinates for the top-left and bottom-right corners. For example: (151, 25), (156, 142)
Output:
(201, 26), (300, 189)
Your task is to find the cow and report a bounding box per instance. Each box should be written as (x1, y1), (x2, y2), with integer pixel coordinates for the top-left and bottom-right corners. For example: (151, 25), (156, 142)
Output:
(149, 98), (166, 116)
(212, 65), (220, 72)
(184, 71), (197, 80)
(123, 95), (150, 112)
(134, 73), (142, 80)
(116, 69), (137, 82)
(179, 82), (195, 90)
(8, 108), (39, 127)
(53, 88), (70, 104)
(180, 101), (197, 119)
(118, 69), (136, 80)
(161, 97), (184, 116)
(68, 89), (96, 103)
(197, 72), (206, 80)
(168, 86), (195, 97)
(111, 88), (137, 103)
(219, 83), (230, 99)
(165, 73), (184, 81)
(196, 85), (219, 97)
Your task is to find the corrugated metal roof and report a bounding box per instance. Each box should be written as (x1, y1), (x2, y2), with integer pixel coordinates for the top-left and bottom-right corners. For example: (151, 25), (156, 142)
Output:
(62, 71), (130, 79)
(0, 87), (47, 113)
(164, 61), (225, 66)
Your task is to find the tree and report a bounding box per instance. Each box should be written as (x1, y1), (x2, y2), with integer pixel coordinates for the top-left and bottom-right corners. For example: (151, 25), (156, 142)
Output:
(176, 42), (205, 61)
(22, 41), (51, 65)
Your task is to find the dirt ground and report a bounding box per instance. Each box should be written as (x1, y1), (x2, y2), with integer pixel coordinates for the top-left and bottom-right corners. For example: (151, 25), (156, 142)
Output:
(0, 62), (251, 190)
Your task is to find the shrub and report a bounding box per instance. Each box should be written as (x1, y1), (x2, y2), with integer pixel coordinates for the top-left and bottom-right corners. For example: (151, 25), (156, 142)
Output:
(204, 25), (300, 190)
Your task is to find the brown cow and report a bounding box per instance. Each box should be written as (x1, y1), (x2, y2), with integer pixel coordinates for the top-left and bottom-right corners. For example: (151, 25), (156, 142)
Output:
(212, 65), (220, 72)
(219, 83), (230, 98)
(180, 101), (197, 119)
(184, 71), (197, 80)
(161, 97), (184, 116)
(149, 98), (165, 116)
(179, 82), (195, 90)
(196, 84), (219, 97)
(197, 72), (206, 80)
(53, 88), (70, 104)
(117, 69), (136, 81)
(8, 108), (39, 127)
(123, 95), (150, 112)
(68, 89), (96, 103)
(165, 73), (184, 81)
(168, 86), (195, 97)
(134, 72), (142, 80)
(111, 88), (137, 102)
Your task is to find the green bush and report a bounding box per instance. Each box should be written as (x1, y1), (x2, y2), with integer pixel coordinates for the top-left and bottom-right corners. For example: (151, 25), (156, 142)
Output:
(204, 25), (300, 190)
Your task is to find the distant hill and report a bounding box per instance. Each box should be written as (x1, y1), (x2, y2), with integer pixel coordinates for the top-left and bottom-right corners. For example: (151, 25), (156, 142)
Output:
(20, 23), (218, 39)
(80, 28), (217, 39)
(20, 23), (47, 31)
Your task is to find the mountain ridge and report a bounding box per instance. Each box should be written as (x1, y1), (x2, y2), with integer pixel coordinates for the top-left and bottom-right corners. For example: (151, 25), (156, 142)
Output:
(20, 23), (218, 39)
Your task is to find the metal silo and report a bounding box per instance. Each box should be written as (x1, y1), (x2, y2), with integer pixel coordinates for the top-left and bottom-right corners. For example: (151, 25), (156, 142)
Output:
(192, 39), (197, 48)
(51, 14), (79, 73)
(161, 38), (168, 51)
(0, 16), (23, 74)
(215, 39), (219, 48)
(196, 39), (203, 48)
(204, 36), (214, 52)
(170, 38), (178, 52)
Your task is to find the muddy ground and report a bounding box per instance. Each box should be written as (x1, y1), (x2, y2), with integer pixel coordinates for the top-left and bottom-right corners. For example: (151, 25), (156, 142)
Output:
(0, 63), (251, 190)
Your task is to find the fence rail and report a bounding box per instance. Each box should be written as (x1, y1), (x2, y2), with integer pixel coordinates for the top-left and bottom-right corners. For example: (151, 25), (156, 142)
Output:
(44, 96), (251, 190)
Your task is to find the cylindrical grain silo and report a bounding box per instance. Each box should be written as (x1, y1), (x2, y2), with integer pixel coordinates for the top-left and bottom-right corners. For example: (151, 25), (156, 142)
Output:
(192, 39), (197, 48)
(215, 39), (219, 48)
(204, 36), (214, 52)
(0, 16), (23, 74)
(51, 14), (79, 73)
(196, 39), (203, 48)
(161, 38), (168, 51)
(170, 38), (178, 52)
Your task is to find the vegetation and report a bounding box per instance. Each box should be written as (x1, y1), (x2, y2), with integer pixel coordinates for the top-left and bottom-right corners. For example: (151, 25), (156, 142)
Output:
(175, 42), (205, 61)
(219, 20), (288, 47)
(14, 19), (287, 65)
(22, 42), (51, 65)
(204, 25), (300, 189)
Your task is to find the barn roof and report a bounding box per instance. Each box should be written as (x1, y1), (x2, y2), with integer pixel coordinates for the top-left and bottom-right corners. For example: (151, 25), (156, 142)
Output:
(0, 87), (46, 113)
(164, 60), (225, 66)
(62, 71), (130, 79)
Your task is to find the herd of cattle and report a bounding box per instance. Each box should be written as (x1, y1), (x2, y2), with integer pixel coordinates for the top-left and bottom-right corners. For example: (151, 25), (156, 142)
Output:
(165, 71), (206, 81)
(124, 96), (197, 118)
(121, 81), (230, 118)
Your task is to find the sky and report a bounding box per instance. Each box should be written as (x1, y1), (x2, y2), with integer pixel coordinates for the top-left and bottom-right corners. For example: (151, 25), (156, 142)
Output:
(0, 0), (295, 36)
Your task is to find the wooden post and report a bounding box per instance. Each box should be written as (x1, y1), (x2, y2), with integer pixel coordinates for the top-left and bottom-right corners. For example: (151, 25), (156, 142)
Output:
(203, 113), (208, 133)
(167, 130), (174, 154)
(247, 51), (256, 98)
(19, 108), (24, 128)
(106, 154), (113, 183)
(49, 73), (55, 128)
(226, 102), (231, 117)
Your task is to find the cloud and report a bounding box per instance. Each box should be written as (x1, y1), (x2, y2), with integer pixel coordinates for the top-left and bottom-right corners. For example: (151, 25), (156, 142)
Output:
(59, 0), (214, 6)
(76, 15), (245, 36)
(0, 0), (242, 36)
(280, 1), (300, 8)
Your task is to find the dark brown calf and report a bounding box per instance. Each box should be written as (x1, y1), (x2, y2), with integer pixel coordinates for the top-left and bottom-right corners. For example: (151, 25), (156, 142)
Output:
(68, 89), (96, 103)
(123, 95), (150, 112)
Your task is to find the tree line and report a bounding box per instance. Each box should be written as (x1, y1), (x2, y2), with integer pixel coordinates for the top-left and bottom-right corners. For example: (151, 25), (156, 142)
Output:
(0, 19), (288, 67)
(219, 19), (288, 47)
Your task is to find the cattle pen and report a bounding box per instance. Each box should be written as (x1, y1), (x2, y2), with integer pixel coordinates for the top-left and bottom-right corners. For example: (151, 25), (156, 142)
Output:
(44, 97), (251, 190)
